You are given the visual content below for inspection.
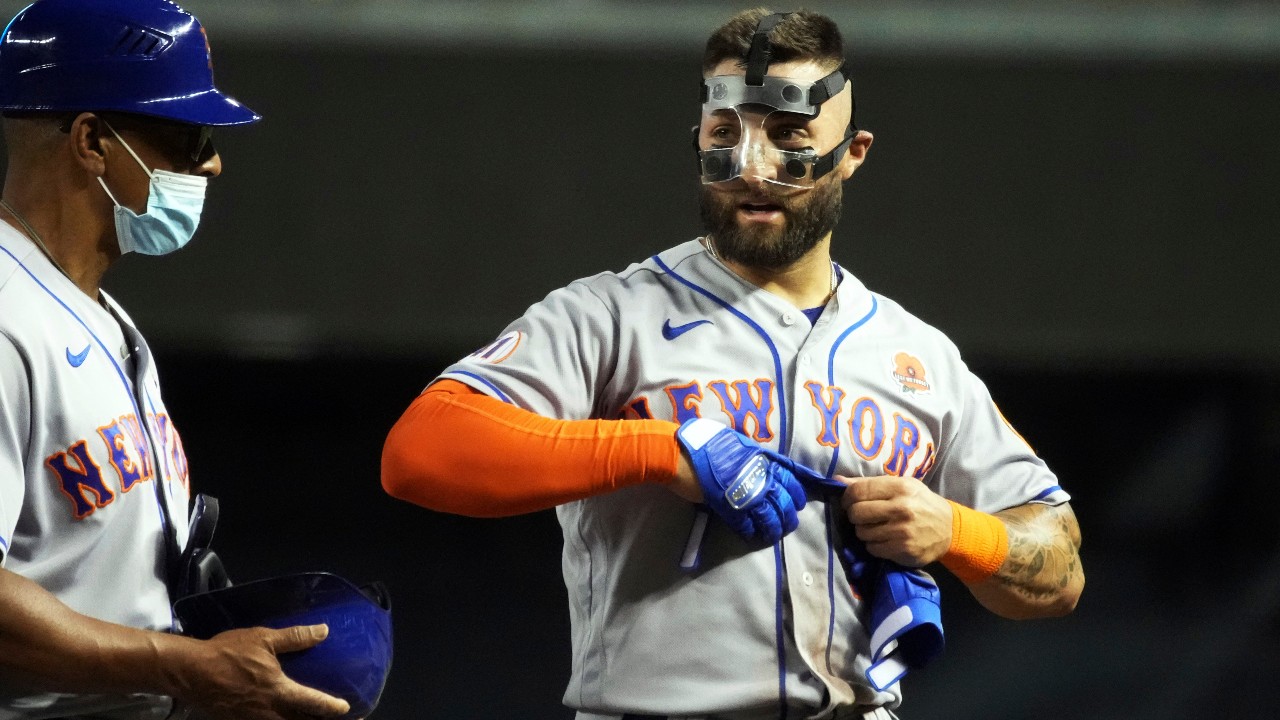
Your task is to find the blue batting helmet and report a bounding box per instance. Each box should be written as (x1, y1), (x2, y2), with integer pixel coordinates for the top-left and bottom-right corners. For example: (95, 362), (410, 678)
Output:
(173, 572), (393, 719)
(0, 0), (259, 125)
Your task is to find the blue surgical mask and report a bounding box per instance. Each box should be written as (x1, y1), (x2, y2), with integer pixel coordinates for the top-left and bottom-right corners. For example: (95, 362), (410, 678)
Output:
(97, 121), (208, 256)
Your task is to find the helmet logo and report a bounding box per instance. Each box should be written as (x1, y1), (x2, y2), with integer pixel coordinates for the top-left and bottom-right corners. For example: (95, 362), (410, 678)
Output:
(200, 26), (213, 72)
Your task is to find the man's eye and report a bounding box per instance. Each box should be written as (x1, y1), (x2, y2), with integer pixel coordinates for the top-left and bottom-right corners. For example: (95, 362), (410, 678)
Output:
(711, 126), (740, 143)
(773, 128), (808, 146)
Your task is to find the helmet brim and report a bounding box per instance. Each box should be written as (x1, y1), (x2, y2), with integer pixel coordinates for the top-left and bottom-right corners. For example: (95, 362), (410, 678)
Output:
(130, 87), (261, 126)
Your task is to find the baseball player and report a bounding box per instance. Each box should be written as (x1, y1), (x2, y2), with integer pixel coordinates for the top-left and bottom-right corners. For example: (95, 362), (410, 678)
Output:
(382, 8), (1084, 719)
(0, 1), (352, 718)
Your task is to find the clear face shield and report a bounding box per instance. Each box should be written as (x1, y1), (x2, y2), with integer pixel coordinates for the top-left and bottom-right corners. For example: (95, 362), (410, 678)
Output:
(696, 72), (855, 191)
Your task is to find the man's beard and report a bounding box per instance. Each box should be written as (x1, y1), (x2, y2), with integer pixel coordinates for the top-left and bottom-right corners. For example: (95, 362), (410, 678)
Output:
(698, 176), (843, 269)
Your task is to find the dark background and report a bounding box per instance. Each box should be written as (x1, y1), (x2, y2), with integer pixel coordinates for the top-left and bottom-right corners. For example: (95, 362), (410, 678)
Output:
(3, 1), (1279, 718)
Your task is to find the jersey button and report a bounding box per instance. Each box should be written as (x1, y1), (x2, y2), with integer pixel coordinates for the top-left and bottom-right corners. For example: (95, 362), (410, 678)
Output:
(802, 571), (814, 586)
(781, 312), (796, 326)
(800, 352), (811, 365)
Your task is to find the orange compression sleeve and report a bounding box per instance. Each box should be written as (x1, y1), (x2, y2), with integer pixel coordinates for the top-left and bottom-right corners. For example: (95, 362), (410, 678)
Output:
(380, 379), (683, 517)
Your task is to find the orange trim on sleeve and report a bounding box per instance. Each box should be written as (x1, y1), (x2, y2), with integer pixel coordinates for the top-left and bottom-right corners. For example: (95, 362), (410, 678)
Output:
(939, 500), (1009, 584)
(380, 379), (682, 517)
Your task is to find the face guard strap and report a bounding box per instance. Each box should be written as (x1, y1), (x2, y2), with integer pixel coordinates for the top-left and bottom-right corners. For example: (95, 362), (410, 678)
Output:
(807, 62), (849, 112)
(745, 12), (791, 86)
(809, 126), (856, 182)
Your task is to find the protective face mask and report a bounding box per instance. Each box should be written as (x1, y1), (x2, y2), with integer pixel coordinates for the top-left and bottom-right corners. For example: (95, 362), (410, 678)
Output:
(97, 122), (208, 256)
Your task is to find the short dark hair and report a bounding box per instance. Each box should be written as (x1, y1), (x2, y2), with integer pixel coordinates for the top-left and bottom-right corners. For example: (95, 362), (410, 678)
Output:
(702, 8), (844, 75)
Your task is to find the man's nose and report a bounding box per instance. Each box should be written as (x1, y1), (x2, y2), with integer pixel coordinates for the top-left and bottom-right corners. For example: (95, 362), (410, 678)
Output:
(196, 150), (222, 178)
(737, 141), (779, 182)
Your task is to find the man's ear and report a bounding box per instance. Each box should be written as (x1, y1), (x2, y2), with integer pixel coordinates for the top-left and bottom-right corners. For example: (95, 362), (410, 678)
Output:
(67, 112), (107, 177)
(840, 129), (874, 181)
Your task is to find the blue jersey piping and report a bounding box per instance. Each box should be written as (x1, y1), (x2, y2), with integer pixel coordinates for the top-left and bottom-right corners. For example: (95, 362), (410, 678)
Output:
(448, 370), (514, 404)
(1032, 484), (1063, 502)
(822, 295), (879, 478)
(819, 295), (879, 683)
(653, 253), (792, 715)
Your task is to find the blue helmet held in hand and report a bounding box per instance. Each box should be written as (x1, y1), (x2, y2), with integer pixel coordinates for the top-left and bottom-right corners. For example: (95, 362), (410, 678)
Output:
(173, 572), (394, 720)
(0, 0), (259, 125)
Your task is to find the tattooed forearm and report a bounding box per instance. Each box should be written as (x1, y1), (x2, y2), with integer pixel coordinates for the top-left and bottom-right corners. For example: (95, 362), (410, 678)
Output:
(972, 503), (1084, 618)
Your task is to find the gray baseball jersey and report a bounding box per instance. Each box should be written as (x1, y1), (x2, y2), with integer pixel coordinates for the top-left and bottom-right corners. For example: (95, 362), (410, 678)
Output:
(439, 239), (1068, 717)
(0, 224), (190, 719)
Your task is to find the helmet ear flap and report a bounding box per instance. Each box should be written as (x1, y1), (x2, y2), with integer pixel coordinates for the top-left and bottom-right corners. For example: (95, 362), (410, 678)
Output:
(171, 493), (229, 601)
(183, 549), (230, 597)
(358, 580), (392, 610)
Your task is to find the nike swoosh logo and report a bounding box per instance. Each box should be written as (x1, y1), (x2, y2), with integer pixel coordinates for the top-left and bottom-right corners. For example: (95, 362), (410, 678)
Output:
(66, 344), (91, 367)
(662, 319), (712, 341)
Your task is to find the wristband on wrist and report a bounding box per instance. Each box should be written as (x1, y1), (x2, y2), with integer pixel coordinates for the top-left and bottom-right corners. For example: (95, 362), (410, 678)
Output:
(939, 500), (1009, 583)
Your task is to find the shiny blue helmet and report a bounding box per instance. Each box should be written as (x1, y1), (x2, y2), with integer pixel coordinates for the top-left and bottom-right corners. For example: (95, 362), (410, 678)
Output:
(173, 572), (394, 719)
(0, 0), (259, 125)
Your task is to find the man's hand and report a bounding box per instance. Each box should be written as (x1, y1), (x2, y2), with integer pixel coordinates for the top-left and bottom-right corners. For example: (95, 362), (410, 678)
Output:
(675, 418), (807, 545)
(168, 624), (351, 720)
(839, 475), (953, 567)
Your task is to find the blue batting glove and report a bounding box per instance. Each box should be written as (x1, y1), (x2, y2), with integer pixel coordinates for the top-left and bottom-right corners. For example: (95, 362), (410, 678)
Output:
(675, 418), (807, 546)
(865, 564), (944, 691)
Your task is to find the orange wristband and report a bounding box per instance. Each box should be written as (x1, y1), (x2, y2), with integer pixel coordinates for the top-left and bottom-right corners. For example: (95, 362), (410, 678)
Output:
(940, 500), (1009, 584)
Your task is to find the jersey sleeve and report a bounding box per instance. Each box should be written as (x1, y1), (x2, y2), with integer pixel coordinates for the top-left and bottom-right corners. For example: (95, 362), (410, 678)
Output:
(438, 278), (618, 418)
(930, 359), (1070, 514)
(0, 333), (30, 563)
